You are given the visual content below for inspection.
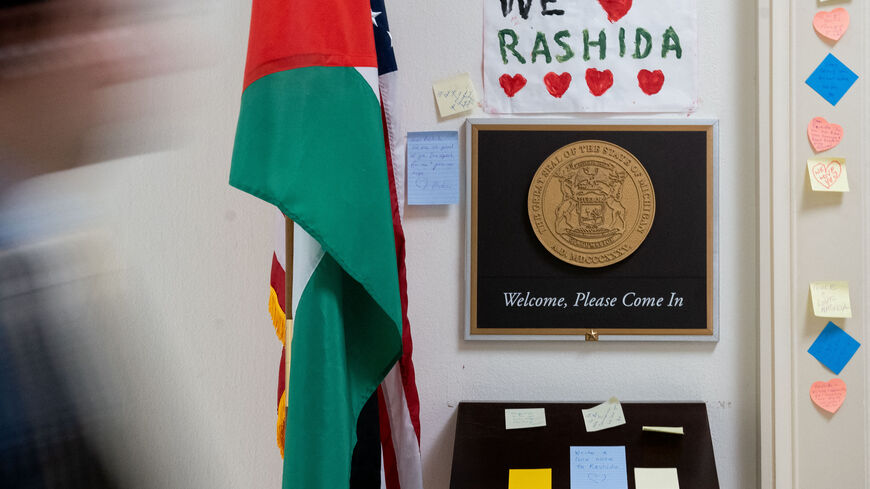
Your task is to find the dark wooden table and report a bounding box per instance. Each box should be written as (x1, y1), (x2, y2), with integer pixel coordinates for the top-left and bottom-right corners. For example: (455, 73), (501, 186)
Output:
(449, 402), (719, 489)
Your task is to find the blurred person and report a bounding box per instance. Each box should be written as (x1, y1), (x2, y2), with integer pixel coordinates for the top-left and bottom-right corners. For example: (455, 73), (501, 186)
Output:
(0, 1), (204, 486)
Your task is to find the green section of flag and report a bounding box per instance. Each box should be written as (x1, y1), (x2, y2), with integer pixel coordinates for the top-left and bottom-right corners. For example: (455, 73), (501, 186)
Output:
(230, 66), (402, 488)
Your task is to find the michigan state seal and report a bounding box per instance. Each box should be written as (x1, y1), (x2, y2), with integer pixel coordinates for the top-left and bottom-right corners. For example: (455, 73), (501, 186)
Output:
(527, 140), (655, 268)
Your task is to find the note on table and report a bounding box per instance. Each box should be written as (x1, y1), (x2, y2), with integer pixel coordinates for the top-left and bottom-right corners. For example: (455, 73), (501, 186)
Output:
(508, 468), (551, 489)
(810, 281), (852, 318)
(505, 408), (547, 430)
(810, 378), (847, 414)
(634, 468), (680, 489)
(582, 397), (626, 432)
(570, 446), (627, 489)
(807, 158), (848, 192)
(805, 54), (859, 106)
(432, 73), (478, 118)
(642, 426), (684, 435)
(808, 321), (861, 375)
(406, 131), (459, 205)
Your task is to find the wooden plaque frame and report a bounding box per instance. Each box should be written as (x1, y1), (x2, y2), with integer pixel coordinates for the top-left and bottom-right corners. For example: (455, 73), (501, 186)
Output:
(465, 119), (719, 341)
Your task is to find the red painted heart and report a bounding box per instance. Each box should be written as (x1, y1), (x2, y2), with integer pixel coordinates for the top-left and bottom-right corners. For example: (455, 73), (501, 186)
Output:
(812, 160), (843, 189)
(597, 0), (632, 22)
(544, 72), (572, 98)
(585, 68), (613, 96)
(637, 69), (665, 95)
(499, 73), (527, 97)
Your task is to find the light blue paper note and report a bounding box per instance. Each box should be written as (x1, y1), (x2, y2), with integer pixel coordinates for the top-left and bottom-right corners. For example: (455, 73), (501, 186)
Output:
(407, 131), (460, 205)
(570, 446), (628, 489)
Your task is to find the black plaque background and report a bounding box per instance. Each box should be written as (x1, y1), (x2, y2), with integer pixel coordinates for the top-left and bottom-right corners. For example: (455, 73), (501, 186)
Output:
(474, 127), (711, 332)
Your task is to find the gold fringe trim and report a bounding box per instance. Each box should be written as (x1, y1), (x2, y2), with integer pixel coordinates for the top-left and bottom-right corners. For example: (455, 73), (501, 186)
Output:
(277, 390), (287, 458)
(268, 287), (286, 344)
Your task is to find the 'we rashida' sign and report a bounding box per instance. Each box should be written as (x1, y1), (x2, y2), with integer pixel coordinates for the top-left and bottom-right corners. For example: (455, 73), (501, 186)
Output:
(483, 0), (698, 113)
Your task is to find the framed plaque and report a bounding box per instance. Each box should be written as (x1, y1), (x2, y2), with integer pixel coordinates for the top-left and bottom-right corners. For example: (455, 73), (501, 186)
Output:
(466, 119), (718, 341)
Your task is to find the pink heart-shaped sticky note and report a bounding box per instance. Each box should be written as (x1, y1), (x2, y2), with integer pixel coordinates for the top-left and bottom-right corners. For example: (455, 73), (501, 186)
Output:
(810, 378), (847, 413)
(813, 8), (850, 42)
(807, 117), (843, 152)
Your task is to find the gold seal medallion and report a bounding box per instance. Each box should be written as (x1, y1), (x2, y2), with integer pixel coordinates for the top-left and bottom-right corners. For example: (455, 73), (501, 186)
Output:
(527, 140), (655, 268)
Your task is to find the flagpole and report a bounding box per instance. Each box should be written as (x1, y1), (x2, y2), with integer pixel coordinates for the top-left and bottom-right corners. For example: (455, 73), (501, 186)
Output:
(284, 217), (294, 407)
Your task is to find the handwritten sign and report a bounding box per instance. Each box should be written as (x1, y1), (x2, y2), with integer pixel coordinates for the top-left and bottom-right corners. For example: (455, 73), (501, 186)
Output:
(634, 468), (680, 489)
(810, 281), (852, 317)
(570, 446), (627, 489)
(432, 73), (477, 118)
(807, 158), (848, 192)
(808, 322), (861, 375)
(582, 397), (626, 432)
(509, 468), (551, 489)
(642, 426), (684, 435)
(406, 131), (459, 205)
(807, 117), (843, 152)
(806, 54), (858, 106)
(505, 408), (547, 429)
(813, 8), (849, 42)
(483, 0), (698, 113)
(810, 378), (847, 414)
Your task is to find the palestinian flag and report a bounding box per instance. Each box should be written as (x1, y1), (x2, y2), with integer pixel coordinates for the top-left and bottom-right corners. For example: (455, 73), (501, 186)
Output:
(230, 0), (404, 487)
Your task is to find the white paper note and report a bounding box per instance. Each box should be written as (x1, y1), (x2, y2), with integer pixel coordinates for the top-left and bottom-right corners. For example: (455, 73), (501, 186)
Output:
(634, 468), (679, 489)
(505, 408), (547, 430)
(582, 397), (626, 432)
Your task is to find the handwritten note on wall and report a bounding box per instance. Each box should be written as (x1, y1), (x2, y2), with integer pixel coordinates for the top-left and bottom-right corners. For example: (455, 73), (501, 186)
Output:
(805, 54), (859, 106)
(809, 378), (847, 414)
(406, 131), (460, 205)
(807, 158), (849, 192)
(581, 397), (626, 432)
(807, 117), (843, 152)
(810, 281), (852, 318)
(570, 446), (628, 489)
(808, 321), (861, 375)
(432, 73), (478, 118)
(505, 408), (547, 430)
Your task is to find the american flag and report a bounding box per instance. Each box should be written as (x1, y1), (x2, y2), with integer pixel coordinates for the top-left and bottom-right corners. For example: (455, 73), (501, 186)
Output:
(370, 1), (424, 488)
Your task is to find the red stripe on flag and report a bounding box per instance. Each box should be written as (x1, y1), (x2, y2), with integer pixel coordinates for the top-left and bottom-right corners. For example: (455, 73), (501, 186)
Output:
(381, 107), (422, 441)
(243, 0), (378, 89)
(270, 252), (286, 312)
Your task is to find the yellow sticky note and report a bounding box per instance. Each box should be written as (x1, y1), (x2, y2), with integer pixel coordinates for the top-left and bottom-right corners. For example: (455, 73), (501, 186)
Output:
(508, 468), (551, 489)
(642, 426), (684, 435)
(634, 468), (680, 489)
(807, 158), (849, 192)
(432, 73), (477, 118)
(810, 281), (852, 318)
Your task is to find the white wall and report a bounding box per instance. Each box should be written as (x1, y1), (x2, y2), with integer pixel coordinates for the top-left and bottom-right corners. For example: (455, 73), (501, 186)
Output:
(392, 1), (758, 488)
(10, 0), (757, 487)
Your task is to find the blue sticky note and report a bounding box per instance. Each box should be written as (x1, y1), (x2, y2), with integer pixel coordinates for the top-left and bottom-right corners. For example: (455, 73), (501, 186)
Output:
(806, 54), (859, 106)
(570, 446), (628, 489)
(406, 131), (460, 205)
(808, 322), (861, 375)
